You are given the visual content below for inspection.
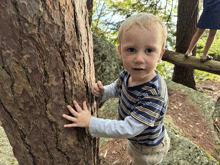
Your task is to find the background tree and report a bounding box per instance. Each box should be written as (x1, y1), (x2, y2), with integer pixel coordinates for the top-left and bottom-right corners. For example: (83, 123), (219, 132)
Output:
(87, 0), (94, 26)
(0, 0), (99, 164)
(172, 0), (199, 89)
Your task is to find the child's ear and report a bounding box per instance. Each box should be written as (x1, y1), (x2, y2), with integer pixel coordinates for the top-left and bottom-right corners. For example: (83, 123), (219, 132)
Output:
(158, 48), (165, 63)
(118, 46), (122, 59)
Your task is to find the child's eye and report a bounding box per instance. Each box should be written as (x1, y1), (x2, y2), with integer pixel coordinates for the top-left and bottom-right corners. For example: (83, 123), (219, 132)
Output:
(128, 48), (135, 53)
(146, 49), (153, 53)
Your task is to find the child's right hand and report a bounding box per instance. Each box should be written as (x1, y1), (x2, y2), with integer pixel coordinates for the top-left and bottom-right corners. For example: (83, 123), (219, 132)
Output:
(92, 81), (105, 97)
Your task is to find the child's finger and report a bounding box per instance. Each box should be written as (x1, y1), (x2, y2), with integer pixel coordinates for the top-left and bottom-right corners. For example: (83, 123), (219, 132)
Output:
(97, 81), (103, 89)
(64, 123), (77, 128)
(92, 84), (99, 94)
(94, 83), (100, 92)
(97, 81), (104, 93)
(82, 101), (88, 111)
(73, 100), (83, 113)
(92, 85), (101, 96)
(67, 105), (79, 117)
(93, 90), (100, 96)
(62, 114), (77, 122)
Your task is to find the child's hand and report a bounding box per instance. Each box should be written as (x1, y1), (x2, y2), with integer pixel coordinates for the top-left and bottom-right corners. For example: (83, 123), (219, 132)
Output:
(92, 81), (104, 97)
(62, 101), (91, 128)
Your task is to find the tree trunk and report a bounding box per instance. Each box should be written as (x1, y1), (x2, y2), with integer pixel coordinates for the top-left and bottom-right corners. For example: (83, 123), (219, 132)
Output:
(172, 0), (199, 89)
(162, 50), (220, 75)
(0, 0), (99, 164)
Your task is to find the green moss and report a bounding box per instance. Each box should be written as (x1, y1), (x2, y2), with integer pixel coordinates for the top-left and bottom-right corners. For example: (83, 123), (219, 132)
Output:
(205, 152), (217, 161)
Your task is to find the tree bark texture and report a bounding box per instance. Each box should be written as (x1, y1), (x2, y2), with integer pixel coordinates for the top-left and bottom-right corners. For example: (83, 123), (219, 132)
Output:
(162, 50), (220, 75)
(172, 0), (199, 89)
(0, 0), (99, 164)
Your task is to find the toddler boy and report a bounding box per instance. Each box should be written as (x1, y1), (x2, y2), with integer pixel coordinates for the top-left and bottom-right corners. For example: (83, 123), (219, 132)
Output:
(63, 13), (170, 165)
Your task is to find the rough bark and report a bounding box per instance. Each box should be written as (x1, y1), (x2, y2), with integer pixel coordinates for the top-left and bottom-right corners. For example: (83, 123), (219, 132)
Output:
(0, 0), (99, 164)
(162, 50), (220, 75)
(172, 0), (199, 89)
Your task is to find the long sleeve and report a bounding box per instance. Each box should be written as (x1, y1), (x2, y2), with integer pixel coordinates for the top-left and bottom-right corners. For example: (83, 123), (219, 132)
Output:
(89, 116), (148, 138)
(99, 81), (118, 103)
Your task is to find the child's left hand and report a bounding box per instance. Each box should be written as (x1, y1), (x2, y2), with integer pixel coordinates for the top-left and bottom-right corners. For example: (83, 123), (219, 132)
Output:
(62, 101), (92, 128)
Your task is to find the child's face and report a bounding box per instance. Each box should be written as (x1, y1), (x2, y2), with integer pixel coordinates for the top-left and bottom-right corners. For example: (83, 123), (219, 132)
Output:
(118, 25), (165, 84)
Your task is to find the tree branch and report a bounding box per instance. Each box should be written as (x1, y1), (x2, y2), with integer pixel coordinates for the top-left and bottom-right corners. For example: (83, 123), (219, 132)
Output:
(162, 50), (220, 75)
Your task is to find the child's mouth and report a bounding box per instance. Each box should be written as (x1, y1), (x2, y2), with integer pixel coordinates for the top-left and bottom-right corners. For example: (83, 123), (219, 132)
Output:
(133, 68), (144, 71)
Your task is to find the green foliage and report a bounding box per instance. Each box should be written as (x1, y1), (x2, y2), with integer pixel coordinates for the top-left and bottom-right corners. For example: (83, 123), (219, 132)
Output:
(197, 30), (220, 61)
(205, 152), (216, 161)
(195, 30), (220, 82)
(156, 61), (174, 80)
(91, 0), (177, 47)
(195, 70), (216, 82)
(194, 70), (220, 84)
(91, 1), (110, 41)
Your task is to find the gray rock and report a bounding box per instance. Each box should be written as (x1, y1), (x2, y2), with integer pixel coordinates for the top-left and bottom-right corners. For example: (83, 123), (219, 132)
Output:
(213, 97), (220, 121)
(166, 80), (220, 147)
(165, 80), (215, 121)
(162, 130), (218, 165)
(93, 34), (123, 86)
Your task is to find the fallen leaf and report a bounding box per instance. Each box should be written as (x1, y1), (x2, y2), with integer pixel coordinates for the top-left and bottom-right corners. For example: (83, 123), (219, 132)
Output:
(104, 150), (108, 158)
(112, 150), (117, 154)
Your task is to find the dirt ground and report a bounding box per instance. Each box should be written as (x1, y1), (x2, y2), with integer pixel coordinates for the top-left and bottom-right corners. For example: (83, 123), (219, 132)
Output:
(99, 79), (220, 165)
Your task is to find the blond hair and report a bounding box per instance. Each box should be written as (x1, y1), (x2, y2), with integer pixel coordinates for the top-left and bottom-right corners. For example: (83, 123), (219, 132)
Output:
(118, 13), (167, 49)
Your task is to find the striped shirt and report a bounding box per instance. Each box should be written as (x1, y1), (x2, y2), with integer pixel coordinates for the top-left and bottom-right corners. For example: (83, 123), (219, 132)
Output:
(89, 70), (168, 146)
(115, 70), (168, 146)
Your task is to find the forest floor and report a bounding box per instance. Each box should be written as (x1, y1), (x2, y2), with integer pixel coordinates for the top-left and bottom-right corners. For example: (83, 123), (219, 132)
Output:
(99, 79), (220, 165)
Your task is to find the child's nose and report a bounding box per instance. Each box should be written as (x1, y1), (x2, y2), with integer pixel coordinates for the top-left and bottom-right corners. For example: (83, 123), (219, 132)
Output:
(134, 53), (145, 63)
